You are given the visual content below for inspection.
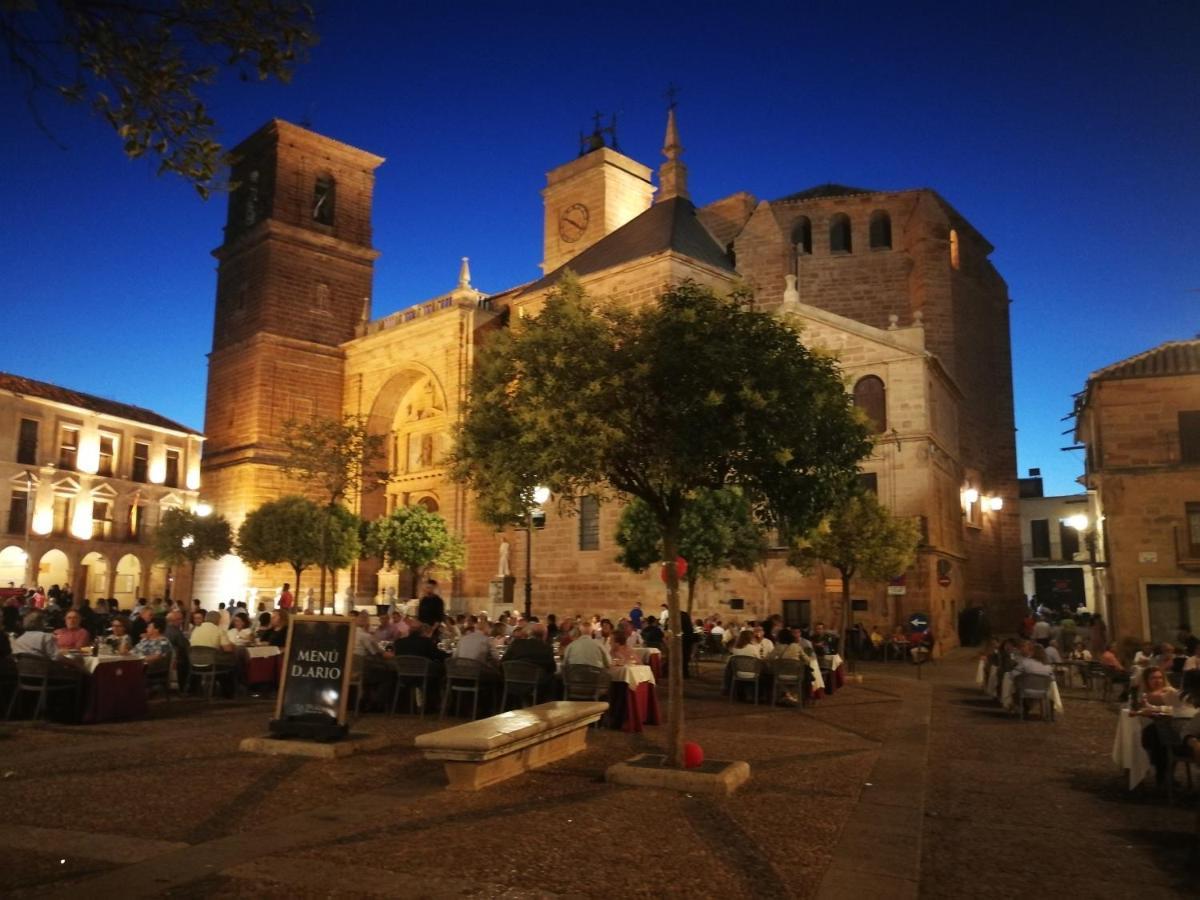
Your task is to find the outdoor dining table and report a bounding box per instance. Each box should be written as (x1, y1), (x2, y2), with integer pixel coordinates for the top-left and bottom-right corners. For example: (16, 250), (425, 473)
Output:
(809, 654), (844, 700)
(1000, 670), (1064, 715)
(605, 663), (660, 733)
(1112, 709), (1156, 790)
(79, 653), (148, 723)
(632, 646), (663, 679)
(240, 645), (283, 686)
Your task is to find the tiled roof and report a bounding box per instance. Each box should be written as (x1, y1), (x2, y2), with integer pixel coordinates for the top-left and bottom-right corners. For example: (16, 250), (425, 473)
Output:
(1088, 339), (1200, 382)
(519, 196), (734, 296)
(774, 183), (879, 202)
(0, 372), (201, 435)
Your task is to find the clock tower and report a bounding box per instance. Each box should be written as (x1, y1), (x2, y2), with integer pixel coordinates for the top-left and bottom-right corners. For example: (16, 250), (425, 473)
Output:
(199, 120), (384, 596)
(541, 137), (654, 274)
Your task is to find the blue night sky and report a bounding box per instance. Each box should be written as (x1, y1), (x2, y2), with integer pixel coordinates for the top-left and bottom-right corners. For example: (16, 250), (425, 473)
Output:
(2, 1), (1197, 497)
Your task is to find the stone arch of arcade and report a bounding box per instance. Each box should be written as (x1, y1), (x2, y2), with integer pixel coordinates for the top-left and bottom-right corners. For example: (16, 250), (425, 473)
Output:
(357, 363), (450, 599)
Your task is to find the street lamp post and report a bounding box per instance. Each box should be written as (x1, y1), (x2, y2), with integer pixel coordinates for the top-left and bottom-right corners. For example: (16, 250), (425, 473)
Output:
(523, 486), (550, 619)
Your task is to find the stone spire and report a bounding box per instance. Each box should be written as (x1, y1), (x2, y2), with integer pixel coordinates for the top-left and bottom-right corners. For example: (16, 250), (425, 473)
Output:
(657, 106), (689, 203)
(457, 256), (472, 290)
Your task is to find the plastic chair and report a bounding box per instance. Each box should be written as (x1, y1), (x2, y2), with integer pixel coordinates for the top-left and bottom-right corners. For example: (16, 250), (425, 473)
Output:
(440, 657), (484, 720)
(729, 656), (763, 705)
(389, 655), (432, 717)
(770, 657), (805, 709)
(1015, 673), (1054, 721)
(5, 654), (82, 721)
(500, 659), (542, 711)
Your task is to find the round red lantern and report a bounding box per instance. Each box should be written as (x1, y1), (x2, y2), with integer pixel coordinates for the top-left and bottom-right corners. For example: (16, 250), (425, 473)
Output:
(659, 556), (688, 584)
(683, 742), (704, 769)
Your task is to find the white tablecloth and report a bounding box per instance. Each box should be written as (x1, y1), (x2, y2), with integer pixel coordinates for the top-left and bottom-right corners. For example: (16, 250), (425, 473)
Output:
(608, 663), (655, 687)
(1112, 711), (1155, 790)
(632, 647), (661, 663)
(975, 658), (987, 686)
(1001, 671), (1064, 714)
(243, 645), (281, 659)
(808, 658), (825, 693)
(82, 654), (144, 674)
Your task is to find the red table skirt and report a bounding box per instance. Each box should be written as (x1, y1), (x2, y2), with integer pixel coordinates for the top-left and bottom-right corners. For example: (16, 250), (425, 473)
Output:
(810, 664), (846, 702)
(608, 681), (660, 732)
(84, 661), (147, 723)
(242, 654), (283, 686)
(646, 653), (662, 680)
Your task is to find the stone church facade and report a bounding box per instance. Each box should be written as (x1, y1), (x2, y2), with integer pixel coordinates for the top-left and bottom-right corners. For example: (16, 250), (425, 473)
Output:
(197, 114), (1022, 645)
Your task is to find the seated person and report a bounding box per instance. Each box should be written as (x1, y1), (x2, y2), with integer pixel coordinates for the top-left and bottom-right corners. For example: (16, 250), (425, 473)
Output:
(610, 629), (639, 665)
(562, 627), (611, 669)
(1139, 669), (1200, 786)
(504, 623), (556, 674)
(257, 610), (290, 647)
(102, 616), (134, 654)
(226, 612), (257, 647)
(1100, 642), (1130, 683)
(11, 611), (84, 680)
(640, 616), (665, 650)
(729, 630), (758, 658)
(134, 617), (172, 663)
(1132, 642), (1155, 668)
(1013, 641), (1054, 677)
(189, 611), (235, 652)
(1044, 641), (1064, 664)
(454, 618), (498, 669)
(392, 623), (449, 663)
(770, 628), (809, 704)
(1068, 639), (1092, 661)
(54, 610), (91, 651)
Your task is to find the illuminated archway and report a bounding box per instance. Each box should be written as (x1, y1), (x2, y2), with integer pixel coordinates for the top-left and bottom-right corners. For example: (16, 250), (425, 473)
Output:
(0, 545), (27, 586)
(115, 554), (142, 607)
(38, 548), (69, 591)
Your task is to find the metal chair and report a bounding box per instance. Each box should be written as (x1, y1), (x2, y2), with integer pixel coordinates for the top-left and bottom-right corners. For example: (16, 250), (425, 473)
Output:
(5, 654), (82, 722)
(1015, 673), (1055, 721)
(562, 664), (610, 726)
(389, 655), (432, 717)
(500, 660), (543, 711)
(145, 654), (172, 702)
(770, 657), (805, 708)
(187, 646), (218, 699)
(440, 657), (484, 720)
(728, 656), (763, 705)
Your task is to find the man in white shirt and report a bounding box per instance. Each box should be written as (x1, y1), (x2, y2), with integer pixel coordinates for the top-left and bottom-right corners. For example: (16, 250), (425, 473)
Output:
(1044, 642), (1063, 664)
(188, 611), (234, 651)
(454, 618), (495, 666)
(563, 631), (612, 669)
(1031, 618), (1052, 645)
(353, 611), (385, 658)
(1014, 642), (1054, 677)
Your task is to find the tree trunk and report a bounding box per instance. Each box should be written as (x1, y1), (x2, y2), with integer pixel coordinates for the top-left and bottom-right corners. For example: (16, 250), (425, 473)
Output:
(663, 524), (685, 769)
(293, 564), (303, 609)
(686, 574), (697, 615)
(841, 570), (853, 665)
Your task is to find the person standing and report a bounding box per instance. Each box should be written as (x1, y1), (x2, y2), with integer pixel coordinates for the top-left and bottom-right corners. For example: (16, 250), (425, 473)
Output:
(417, 579), (445, 629)
(279, 582), (295, 610)
(628, 602), (644, 630)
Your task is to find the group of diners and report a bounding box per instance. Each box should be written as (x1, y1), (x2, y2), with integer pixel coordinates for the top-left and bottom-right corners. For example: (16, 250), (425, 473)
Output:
(345, 604), (667, 715)
(1, 593), (296, 715)
(1128, 666), (1200, 788)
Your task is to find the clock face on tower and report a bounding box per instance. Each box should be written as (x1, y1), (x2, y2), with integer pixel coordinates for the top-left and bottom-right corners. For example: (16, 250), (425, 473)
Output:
(558, 203), (590, 243)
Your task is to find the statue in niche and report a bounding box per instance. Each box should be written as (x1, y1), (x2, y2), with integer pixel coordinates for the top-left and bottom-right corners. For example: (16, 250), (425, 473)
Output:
(419, 433), (434, 468)
(497, 537), (511, 578)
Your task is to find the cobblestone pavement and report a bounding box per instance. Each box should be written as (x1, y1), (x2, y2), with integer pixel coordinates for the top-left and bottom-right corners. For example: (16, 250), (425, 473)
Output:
(0, 652), (1194, 898)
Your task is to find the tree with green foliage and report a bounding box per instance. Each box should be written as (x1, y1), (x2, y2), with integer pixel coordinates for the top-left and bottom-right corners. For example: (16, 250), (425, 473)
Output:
(280, 413), (388, 609)
(153, 506), (233, 601)
(4, 0), (317, 196)
(451, 277), (871, 767)
(235, 495), (323, 598)
(365, 505), (466, 599)
(615, 488), (767, 613)
(788, 490), (921, 653)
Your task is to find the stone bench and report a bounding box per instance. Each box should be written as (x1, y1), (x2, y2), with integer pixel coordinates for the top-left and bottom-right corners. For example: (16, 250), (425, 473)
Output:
(415, 700), (608, 791)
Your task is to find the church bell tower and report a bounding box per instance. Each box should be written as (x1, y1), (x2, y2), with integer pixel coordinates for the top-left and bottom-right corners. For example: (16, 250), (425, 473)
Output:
(199, 120), (384, 597)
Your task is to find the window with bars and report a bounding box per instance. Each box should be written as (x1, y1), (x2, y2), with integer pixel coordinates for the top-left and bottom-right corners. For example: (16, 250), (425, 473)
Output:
(164, 448), (181, 488)
(579, 495), (600, 551)
(58, 427), (79, 470)
(98, 435), (116, 477)
(7, 490), (28, 534)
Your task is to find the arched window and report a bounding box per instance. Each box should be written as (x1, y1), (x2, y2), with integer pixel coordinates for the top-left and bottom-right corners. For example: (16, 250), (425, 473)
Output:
(312, 175), (335, 225)
(829, 213), (852, 253)
(949, 228), (960, 270)
(869, 210), (892, 250)
(791, 217), (812, 256)
(416, 496), (439, 513)
(853, 375), (887, 433)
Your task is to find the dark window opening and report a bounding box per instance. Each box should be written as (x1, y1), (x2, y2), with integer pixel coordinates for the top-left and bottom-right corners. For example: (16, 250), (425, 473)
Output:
(164, 448), (180, 488)
(97, 435), (115, 477)
(1186, 502), (1200, 557)
(313, 176), (335, 225)
(579, 495), (600, 551)
(17, 418), (38, 464)
(869, 210), (892, 249)
(58, 428), (78, 470)
(1180, 411), (1200, 463)
(853, 375), (887, 433)
(1030, 519), (1051, 558)
(132, 442), (149, 483)
(792, 217), (812, 256)
(829, 213), (852, 253)
(1060, 521), (1081, 560)
(858, 472), (879, 495)
(7, 490), (28, 535)
(92, 500), (112, 540)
